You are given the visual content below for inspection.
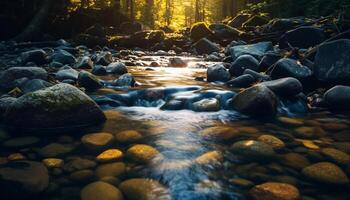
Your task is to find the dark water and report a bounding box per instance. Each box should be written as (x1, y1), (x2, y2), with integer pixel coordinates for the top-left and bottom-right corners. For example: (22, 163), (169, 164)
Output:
(1, 56), (350, 200)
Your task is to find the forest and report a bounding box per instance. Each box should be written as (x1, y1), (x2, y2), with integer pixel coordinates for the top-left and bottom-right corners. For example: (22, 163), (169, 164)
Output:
(0, 1), (350, 200)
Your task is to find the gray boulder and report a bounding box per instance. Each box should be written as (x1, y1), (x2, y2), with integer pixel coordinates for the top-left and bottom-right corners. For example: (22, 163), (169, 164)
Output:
(230, 42), (273, 60)
(4, 83), (106, 130)
(207, 64), (231, 82)
(259, 78), (303, 97)
(230, 55), (259, 76)
(107, 62), (128, 75)
(324, 85), (350, 110)
(270, 58), (312, 82)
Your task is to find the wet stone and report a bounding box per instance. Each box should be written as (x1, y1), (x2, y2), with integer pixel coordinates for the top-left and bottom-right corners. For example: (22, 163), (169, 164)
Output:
(39, 143), (74, 158)
(81, 181), (124, 200)
(231, 140), (276, 162)
(115, 130), (143, 144)
(63, 158), (97, 172)
(199, 126), (241, 142)
(321, 148), (350, 165)
(257, 135), (285, 150)
(95, 162), (126, 179)
(249, 182), (300, 200)
(96, 149), (124, 163)
(126, 144), (160, 164)
(192, 98), (220, 112)
(69, 169), (94, 183)
(2, 136), (40, 148)
(42, 158), (64, 168)
(119, 178), (171, 200)
(302, 162), (349, 185)
(195, 150), (223, 166)
(81, 132), (114, 151)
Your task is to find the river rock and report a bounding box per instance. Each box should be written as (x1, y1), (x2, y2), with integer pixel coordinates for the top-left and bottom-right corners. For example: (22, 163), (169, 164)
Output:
(81, 181), (124, 200)
(119, 178), (170, 200)
(51, 49), (76, 65)
(81, 132), (114, 151)
(21, 49), (47, 65)
(230, 55), (259, 76)
(195, 150), (223, 166)
(232, 85), (278, 117)
(321, 148), (350, 165)
(324, 85), (350, 110)
(113, 73), (135, 87)
(231, 140), (276, 161)
(115, 130), (143, 144)
(209, 23), (241, 40)
(207, 64), (231, 82)
(193, 38), (220, 55)
(314, 39), (350, 84)
(42, 158), (64, 168)
(282, 153), (311, 170)
(199, 126), (241, 142)
(190, 22), (213, 42)
(270, 58), (312, 82)
(243, 69), (270, 82)
(0, 161), (49, 198)
(95, 162), (126, 179)
(76, 56), (93, 69)
(2, 136), (40, 148)
(230, 41), (274, 60)
(126, 144), (160, 164)
(4, 83), (106, 130)
(169, 57), (187, 67)
(19, 79), (53, 93)
(302, 162), (349, 185)
(257, 135), (285, 150)
(0, 67), (48, 91)
(259, 77), (303, 97)
(259, 52), (281, 71)
(249, 182), (300, 200)
(226, 74), (256, 88)
(96, 149), (124, 163)
(78, 71), (102, 91)
(92, 65), (107, 75)
(192, 98), (220, 112)
(96, 52), (113, 66)
(280, 26), (326, 49)
(107, 62), (128, 75)
(39, 143), (74, 157)
(55, 68), (79, 81)
(63, 158), (97, 172)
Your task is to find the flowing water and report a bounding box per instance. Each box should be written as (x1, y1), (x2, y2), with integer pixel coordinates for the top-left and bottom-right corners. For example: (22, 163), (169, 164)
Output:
(2, 55), (350, 200)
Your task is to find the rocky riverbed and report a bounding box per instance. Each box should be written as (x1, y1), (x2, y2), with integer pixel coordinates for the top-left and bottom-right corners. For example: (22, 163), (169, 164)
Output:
(0, 16), (350, 200)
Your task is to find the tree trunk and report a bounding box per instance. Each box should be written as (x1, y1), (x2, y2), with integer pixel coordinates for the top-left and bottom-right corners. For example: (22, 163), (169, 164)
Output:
(13, 0), (55, 41)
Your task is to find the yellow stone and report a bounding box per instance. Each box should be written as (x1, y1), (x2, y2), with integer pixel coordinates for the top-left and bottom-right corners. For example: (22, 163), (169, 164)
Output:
(7, 153), (25, 161)
(257, 135), (285, 150)
(195, 151), (223, 165)
(43, 158), (64, 168)
(126, 144), (160, 163)
(97, 149), (124, 163)
(200, 126), (241, 141)
(278, 117), (304, 126)
(296, 139), (320, 150)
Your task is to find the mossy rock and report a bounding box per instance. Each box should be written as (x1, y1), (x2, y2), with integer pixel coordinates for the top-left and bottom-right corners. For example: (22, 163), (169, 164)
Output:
(190, 22), (213, 42)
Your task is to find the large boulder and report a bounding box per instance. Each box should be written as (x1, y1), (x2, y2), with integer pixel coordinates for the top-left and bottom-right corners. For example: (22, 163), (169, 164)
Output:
(259, 78), (303, 97)
(0, 161), (49, 198)
(4, 83), (106, 130)
(207, 64), (231, 82)
(190, 22), (213, 42)
(230, 42), (273, 60)
(270, 58), (312, 82)
(232, 85), (278, 117)
(229, 55), (259, 76)
(314, 39), (350, 84)
(0, 67), (48, 92)
(280, 26), (326, 49)
(193, 38), (220, 55)
(324, 85), (350, 110)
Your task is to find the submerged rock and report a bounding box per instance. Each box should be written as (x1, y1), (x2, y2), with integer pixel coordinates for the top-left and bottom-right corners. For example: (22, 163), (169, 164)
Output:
(119, 178), (171, 200)
(249, 182), (300, 200)
(113, 73), (135, 87)
(81, 132), (114, 151)
(0, 161), (49, 198)
(4, 83), (106, 130)
(126, 144), (160, 164)
(232, 85), (278, 117)
(302, 162), (349, 185)
(192, 98), (220, 112)
(231, 140), (276, 161)
(81, 181), (124, 200)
